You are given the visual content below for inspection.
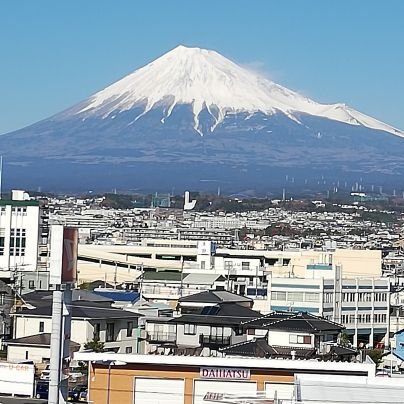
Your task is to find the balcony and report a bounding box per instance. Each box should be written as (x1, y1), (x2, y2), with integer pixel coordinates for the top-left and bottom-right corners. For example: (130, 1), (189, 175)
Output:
(199, 334), (231, 348)
(147, 332), (177, 344)
(307, 264), (332, 270)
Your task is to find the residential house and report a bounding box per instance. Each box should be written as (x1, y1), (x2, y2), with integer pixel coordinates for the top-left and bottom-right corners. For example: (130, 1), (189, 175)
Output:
(6, 333), (80, 364)
(221, 311), (356, 361)
(143, 290), (257, 355)
(12, 294), (142, 355)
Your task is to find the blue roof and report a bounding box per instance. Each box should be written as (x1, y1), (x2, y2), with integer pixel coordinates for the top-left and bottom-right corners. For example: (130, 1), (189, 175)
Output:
(93, 289), (140, 302)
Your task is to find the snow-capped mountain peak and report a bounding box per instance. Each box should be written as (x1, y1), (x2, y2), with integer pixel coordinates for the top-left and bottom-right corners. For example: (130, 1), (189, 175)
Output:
(77, 45), (403, 137)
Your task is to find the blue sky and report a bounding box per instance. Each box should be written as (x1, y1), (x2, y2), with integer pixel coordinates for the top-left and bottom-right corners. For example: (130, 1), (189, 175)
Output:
(0, 0), (403, 134)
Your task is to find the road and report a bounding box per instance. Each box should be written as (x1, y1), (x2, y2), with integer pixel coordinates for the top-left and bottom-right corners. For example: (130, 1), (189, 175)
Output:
(0, 397), (46, 404)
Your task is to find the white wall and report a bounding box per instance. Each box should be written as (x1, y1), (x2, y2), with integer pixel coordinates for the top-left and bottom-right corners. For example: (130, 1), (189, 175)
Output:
(7, 345), (49, 363)
(0, 204), (39, 272)
(267, 330), (314, 348)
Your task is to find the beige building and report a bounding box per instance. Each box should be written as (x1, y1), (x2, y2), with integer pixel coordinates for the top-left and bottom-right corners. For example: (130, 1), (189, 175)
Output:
(77, 242), (382, 285)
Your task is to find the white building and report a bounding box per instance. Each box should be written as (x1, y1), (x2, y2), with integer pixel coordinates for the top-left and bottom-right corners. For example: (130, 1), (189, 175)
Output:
(0, 191), (40, 274)
(267, 270), (390, 347)
(13, 301), (142, 356)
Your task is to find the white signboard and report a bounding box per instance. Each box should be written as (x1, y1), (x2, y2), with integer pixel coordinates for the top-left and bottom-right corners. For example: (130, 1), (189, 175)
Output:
(0, 362), (35, 396)
(200, 367), (250, 380)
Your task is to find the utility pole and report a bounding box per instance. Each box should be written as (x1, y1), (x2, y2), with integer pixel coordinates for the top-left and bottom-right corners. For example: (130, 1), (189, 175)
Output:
(0, 155), (3, 199)
(139, 264), (144, 301)
(179, 257), (184, 297)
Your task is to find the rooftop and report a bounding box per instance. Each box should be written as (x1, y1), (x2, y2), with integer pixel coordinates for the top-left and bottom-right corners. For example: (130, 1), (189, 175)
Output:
(242, 311), (344, 332)
(7, 333), (80, 348)
(0, 200), (39, 206)
(179, 290), (252, 304)
(74, 352), (375, 376)
(16, 301), (141, 320)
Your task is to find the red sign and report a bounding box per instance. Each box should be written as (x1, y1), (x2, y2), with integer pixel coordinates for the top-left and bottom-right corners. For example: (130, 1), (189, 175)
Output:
(62, 228), (78, 283)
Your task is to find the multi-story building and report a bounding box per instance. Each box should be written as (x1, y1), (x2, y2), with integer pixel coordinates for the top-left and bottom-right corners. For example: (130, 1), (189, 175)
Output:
(0, 191), (40, 274)
(267, 271), (390, 347)
(0, 191), (51, 344)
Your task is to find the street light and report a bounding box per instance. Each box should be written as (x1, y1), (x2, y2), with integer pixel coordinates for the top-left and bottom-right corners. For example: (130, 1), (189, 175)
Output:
(105, 360), (127, 404)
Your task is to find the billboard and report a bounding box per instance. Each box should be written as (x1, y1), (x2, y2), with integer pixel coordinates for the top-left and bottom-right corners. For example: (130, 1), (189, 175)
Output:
(0, 362), (35, 396)
(49, 225), (78, 285)
(61, 228), (78, 283)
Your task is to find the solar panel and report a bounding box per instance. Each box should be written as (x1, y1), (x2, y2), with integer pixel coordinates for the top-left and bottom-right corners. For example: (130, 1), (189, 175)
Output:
(201, 306), (220, 315)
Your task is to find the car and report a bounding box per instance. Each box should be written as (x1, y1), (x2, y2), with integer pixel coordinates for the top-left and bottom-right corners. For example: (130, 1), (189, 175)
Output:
(36, 381), (49, 399)
(68, 385), (87, 402)
(79, 388), (88, 402)
(69, 368), (85, 381)
(40, 364), (51, 380)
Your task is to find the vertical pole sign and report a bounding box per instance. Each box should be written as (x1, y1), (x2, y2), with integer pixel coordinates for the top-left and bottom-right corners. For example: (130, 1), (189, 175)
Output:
(49, 225), (78, 404)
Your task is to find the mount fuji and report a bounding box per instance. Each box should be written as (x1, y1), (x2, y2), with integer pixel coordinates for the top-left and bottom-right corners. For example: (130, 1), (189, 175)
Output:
(1, 45), (404, 192)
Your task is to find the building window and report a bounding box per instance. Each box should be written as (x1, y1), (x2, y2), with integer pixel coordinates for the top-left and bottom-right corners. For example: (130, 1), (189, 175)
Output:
(247, 329), (256, 336)
(106, 322), (115, 342)
(200, 261), (206, 270)
(0, 293), (5, 305)
(224, 261), (233, 272)
(343, 292), (355, 302)
(184, 324), (196, 335)
(242, 262), (250, 270)
(272, 291), (286, 301)
(28, 280), (35, 289)
(304, 293), (319, 302)
(126, 321), (133, 337)
(287, 292), (304, 302)
(289, 334), (311, 344)
(9, 228), (26, 256)
(25, 351), (29, 360)
(211, 327), (223, 337)
(125, 346), (132, 354)
(0, 228), (5, 256)
(0, 207), (5, 215)
(39, 321), (44, 333)
(93, 323), (100, 340)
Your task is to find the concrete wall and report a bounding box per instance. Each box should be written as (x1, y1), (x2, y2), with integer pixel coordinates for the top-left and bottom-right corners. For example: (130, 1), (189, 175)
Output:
(7, 345), (49, 363)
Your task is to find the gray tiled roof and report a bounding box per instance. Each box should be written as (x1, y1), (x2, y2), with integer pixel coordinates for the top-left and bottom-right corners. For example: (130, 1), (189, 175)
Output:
(7, 333), (80, 348)
(179, 290), (252, 304)
(242, 311), (343, 332)
(16, 301), (141, 320)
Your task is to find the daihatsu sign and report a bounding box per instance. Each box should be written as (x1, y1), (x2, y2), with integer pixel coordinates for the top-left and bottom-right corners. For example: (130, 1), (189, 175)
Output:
(200, 367), (250, 380)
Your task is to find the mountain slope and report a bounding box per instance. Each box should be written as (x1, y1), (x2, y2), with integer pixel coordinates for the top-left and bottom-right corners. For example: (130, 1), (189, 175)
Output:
(71, 45), (402, 137)
(0, 45), (403, 192)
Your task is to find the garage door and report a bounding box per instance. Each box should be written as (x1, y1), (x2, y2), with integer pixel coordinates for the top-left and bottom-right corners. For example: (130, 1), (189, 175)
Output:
(134, 377), (184, 404)
(265, 382), (294, 403)
(194, 380), (257, 404)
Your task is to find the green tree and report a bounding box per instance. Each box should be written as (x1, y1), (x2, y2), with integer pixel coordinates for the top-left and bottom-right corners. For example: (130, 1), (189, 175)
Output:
(338, 331), (350, 347)
(368, 349), (383, 366)
(84, 337), (105, 353)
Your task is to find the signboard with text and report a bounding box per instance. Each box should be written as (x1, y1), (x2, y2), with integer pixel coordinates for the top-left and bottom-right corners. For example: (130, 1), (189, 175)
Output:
(200, 367), (251, 380)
